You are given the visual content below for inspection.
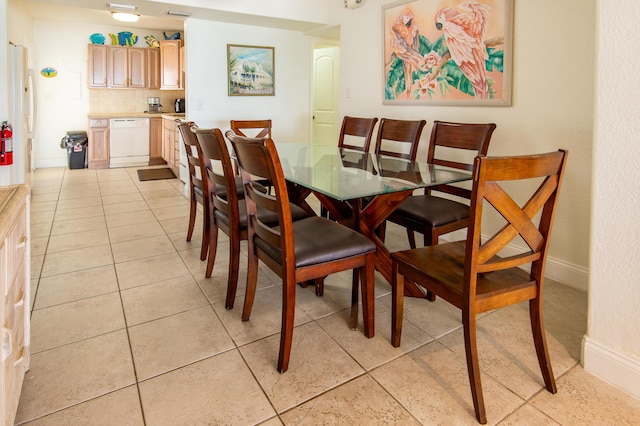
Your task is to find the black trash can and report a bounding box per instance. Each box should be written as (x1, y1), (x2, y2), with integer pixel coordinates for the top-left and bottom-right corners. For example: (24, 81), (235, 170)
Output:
(60, 131), (88, 169)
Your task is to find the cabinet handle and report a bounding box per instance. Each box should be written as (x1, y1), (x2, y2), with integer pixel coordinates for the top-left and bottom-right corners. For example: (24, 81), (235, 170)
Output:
(14, 348), (25, 366)
(16, 236), (27, 249)
(2, 327), (11, 362)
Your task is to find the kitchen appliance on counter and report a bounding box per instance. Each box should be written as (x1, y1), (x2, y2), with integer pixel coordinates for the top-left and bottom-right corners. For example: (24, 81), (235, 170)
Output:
(175, 98), (185, 113)
(147, 97), (161, 113)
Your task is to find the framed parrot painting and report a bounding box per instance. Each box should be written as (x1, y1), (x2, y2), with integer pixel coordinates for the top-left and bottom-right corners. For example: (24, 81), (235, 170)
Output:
(383, 0), (513, 105)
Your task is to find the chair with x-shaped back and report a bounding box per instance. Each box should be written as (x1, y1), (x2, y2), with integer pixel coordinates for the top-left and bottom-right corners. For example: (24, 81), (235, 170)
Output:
(391, 150), (568, 424)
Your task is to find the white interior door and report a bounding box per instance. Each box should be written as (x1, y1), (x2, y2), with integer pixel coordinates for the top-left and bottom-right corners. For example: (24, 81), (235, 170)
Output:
(312, 47), (340, 146)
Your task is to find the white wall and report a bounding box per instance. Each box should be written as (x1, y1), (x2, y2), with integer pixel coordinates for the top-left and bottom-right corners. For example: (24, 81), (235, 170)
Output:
(184, 18), (313, 142)
(583, 0), (640, 400)
(29, 19), (174, 168)
(329, 0), (595, 291)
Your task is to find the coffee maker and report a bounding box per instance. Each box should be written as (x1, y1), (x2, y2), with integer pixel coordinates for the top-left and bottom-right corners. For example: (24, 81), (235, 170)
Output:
(147, 97), (161, 113)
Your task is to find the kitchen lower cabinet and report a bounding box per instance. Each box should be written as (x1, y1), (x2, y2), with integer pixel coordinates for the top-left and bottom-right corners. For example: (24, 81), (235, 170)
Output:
(149, 117), (164, 165)
(88, 118), (109, 169)
(0, 185), (30, 426)
(162, 117), (181, 176)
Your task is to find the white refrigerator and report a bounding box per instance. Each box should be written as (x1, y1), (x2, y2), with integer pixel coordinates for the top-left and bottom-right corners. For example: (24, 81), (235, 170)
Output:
(2, 44), (37, 186)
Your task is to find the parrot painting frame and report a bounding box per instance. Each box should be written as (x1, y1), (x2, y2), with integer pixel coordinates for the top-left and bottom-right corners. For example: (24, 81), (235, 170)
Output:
(227, 44), (275, 96)
(383, 0), (513, 106)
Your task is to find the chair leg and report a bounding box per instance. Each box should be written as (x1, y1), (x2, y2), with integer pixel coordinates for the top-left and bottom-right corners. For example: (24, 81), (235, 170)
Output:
(187, 195), (197, 241)
(530, 297), (557, 394)
(360, 253), (375, 338)
(463, 310), (487, 424)
(199, 205), (210, 261)
(205, 222), (219, 278)
(349, 268), (359, 330)
(224, 232), (241, 310)
(241, 247), (259, 317)
(391, 262), (404, 347)
(278, 277), (296, 373)
(407, 229), (417, 249)
(423, 230), (437, 302)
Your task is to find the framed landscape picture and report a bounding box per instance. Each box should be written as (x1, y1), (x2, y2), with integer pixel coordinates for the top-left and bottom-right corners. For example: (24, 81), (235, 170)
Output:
(383, 0), (513, 106)
(227, 44), (275, 96)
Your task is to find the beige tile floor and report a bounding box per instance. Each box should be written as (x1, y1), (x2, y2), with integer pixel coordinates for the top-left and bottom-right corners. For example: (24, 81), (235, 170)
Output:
(17, 166), (640, 425)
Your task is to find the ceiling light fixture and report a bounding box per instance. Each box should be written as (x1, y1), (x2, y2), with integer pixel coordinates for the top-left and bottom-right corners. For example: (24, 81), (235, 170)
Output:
(112, 11), (140, 22)
(167, 10), (191, 17)
(107, 2), (137, 11)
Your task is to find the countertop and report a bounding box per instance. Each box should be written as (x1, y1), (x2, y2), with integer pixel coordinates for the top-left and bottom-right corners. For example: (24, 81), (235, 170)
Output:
(87, 112), (186, 119)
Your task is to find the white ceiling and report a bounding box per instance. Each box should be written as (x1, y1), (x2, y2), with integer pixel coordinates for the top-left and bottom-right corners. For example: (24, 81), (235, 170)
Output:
(21, 0), (340, 37)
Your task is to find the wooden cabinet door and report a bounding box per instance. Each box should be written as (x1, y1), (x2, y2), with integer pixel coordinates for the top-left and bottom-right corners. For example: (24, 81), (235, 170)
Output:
(149, 118), (164, 164)
(128, 48), (147, 88)
(88, 119), (109, 168)
(147, 48), (160, 89)
(162, 118), (174, 166)
(160, 40), (182, 89)
(109, 46), (128, 88)
(88, 45), (108, 88)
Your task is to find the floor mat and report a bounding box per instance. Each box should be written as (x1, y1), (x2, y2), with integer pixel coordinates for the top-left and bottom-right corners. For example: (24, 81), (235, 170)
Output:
(137, 168), (177, 181)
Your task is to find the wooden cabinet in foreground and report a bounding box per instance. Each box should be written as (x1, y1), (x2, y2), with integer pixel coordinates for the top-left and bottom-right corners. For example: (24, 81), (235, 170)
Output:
(0, 184), (30, 426)
(88, 118), (109, 169)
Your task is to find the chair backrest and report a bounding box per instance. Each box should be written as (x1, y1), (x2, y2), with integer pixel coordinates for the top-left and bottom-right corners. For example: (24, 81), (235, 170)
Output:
(373, 118), (426, 161)
(193, 127), (240, 220)
(465, 150), (568, 296)
(225, 130), (293, 273)
(338, 116), (378, 152)
(177, 121), (207, 195)
(427, 120), (496, 199)
(230, 119), (272, 139)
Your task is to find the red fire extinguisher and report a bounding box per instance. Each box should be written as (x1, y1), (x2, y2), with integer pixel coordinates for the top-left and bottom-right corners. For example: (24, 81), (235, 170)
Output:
(1, 121), (13, 166)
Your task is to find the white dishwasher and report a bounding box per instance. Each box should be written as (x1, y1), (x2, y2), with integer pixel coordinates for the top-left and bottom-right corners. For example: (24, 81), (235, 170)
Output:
(109, 118), (150, 168)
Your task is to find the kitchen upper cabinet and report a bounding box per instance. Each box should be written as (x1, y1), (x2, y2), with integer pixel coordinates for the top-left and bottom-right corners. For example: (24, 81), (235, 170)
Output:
(88, 45), (149, 89)
(160, 40), (183, 90)
(88, 45), (108, 88)
(109, 46), (146, 89)
(147, 48), (160, 89)
(88, 118), (109, 168)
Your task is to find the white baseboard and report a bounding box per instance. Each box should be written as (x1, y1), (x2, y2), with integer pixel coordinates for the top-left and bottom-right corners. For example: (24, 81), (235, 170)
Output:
(35, 159), (67, 168)
(582, 337), (640, 400)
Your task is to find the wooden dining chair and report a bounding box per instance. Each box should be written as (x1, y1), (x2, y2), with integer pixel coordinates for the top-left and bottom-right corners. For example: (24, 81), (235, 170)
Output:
(226, 130), (377, 373)
(177, 121), (210, 261)
(387, 121), (497, 250)
(338, 116), (379, 152)
(373, 118), (427, 160)
(321, 116), (379, 219)
(391, 150), (568, 424)
(230, 119), (272, 138)
(193, 128), (308, 310)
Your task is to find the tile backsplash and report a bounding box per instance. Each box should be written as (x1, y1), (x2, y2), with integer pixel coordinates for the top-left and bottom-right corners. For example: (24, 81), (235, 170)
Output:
(89, 89), (185, 114)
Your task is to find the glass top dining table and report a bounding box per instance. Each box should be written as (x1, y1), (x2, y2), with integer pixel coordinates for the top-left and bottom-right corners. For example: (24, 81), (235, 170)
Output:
(275, 143), (472, 201)
(274, 143), (472, 297)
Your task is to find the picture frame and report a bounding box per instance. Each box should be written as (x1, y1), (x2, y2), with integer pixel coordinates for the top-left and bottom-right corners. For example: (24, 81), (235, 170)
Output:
(383, 0), (513, 106)
(227, 44), (275, 96)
